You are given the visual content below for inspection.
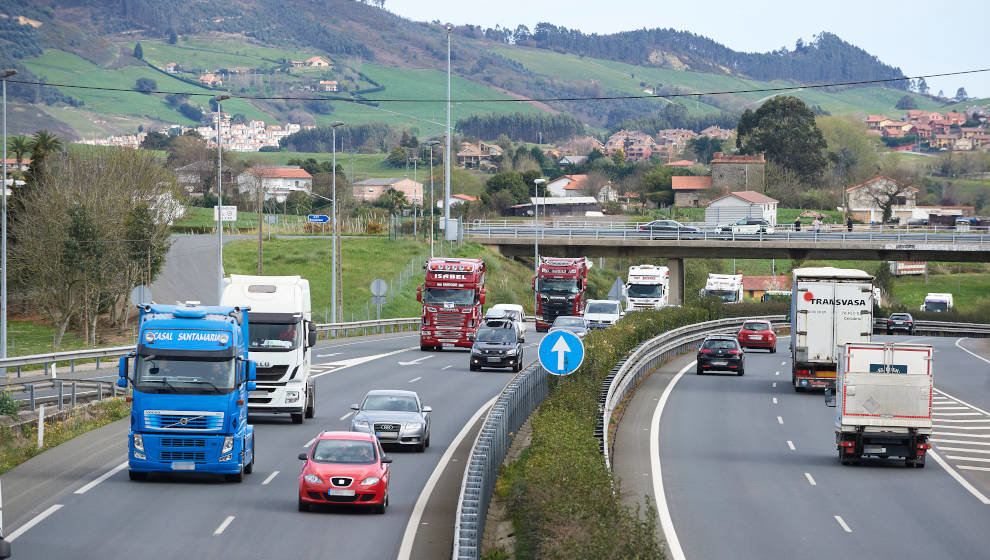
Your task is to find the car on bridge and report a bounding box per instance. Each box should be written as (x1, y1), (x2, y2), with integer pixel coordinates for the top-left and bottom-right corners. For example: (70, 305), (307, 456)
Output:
(886, 312), (916, 335)
(718, 217), (775, 235)
(470, 326), (525, 371)
(350, 390), (432, 452)
(697, 334), (745, 375)
(638, 219), (700, 233)
(297, 431), (392, 514)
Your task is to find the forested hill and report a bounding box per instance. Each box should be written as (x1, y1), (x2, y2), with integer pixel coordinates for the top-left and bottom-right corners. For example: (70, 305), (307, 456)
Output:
(491, 26), (907, 88)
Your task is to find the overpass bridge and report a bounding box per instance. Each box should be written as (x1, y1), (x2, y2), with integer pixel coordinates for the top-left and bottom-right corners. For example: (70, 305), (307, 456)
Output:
(465, 221), (990, 305)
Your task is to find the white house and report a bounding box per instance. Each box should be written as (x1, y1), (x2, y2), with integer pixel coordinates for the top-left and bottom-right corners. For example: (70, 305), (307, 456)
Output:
(845, 175), (918, 224)
(546, 174), (590, 197)
(236, 167), (313, 202)
(704, 190), (778, 226)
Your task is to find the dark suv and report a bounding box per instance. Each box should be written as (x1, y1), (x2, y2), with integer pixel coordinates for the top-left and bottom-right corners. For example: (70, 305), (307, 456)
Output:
(886, 313), (915, 335)
(470, 327), (524, 372)
(697, 335), (745, 375)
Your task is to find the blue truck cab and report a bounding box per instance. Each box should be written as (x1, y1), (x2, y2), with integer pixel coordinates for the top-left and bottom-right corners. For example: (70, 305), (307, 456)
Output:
(119, 303), (257, 482)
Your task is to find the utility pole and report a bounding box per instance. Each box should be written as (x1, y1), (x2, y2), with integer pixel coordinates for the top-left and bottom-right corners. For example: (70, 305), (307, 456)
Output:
(257, 177), (263, 274)
(444, 25), (452, 248)
(214, 93), (230, 304)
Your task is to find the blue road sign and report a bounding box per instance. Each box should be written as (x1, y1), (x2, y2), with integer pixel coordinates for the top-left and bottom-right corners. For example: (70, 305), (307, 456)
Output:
(307, 214), (330, 223)
(538, 330), (585, 376)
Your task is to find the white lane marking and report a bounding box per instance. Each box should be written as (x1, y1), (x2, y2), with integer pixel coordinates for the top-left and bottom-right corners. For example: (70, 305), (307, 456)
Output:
(317, 352), (341, 359)
(932, 391), (990, 415)
(772, 397), (778, 405)
(955, 338), (990, 365)
(311, 347), (418, 379)
(929, 449), (990, 504)
(442, 365), (452, 370)
(214, 515), (235, 535)
(787, 440), (796, 451)
(397, 393), (500, 560)
(933, 425), (990, 430)
(781, 361), (787, 366)
(937, 447), (990, 454)
(932, 439), (990, 447)
(74, 461), (128, 494)
(649, 361), (695, 560)
(772, 382), (777, 388)
(777, 416), (784, 425)
(339, 411), (354, 421)
(959, 466), (990, 472)
(398, 355), (434, 366)
(934, 411), (983, 416)
(303, 437), (316, 448)
(936, 432), (990, 438)
(804, 473), (817, 486)
(834, 515), (852, 533)
(934, 419), (990, 423)
(6, 504), (63, 542)
(409, 376), (422, 383)
(775, 371), (780, 376)
(262, 471), (279, 485)
(947, 455), (990, 463)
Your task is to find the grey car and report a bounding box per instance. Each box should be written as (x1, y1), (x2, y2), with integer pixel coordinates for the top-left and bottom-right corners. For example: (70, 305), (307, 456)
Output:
(350, 390), (432, 452)
(550, 315), (589, 339)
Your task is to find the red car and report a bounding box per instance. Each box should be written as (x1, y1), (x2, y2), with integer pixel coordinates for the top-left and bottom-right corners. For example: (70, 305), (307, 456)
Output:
(298, 431), (391, 514)
(737, 320), (777, 352)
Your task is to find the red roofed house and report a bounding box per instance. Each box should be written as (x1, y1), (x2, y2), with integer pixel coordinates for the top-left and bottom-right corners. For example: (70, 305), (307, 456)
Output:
(546, 174), (589, 197)
(865, 115), (886, 131)
(236, 166), (313, 202)
(456, 142), (503, 170)
(604, 130), (656, 161)
(306, 56), (332, 68)
(742, 275), (790, 300)
(672, 175), (713, 207)
(704, 190), (778, 227)
(199, 73), (223, 87)
(845, 175), (918, 223)
(665, 159), (696, 168)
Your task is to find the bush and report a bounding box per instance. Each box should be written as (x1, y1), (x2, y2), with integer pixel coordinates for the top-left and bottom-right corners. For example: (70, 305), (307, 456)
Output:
(0, 390), (18, 417)
(135, 77), (157, 93)
(365, 221), (383, 234)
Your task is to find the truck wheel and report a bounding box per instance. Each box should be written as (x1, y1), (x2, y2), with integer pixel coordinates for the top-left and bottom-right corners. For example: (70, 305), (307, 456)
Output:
(420, 344), (429, 351)
(291, 412), (303, 424)
(245, 435), (255, 475)
(305, 387), (316, 419)
(226, 466), (245, 483)
(128, 470), (148, 481)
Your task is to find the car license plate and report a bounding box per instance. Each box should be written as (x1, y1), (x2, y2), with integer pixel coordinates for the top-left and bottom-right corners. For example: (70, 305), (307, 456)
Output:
(894, 321), (903, 325)
(486, 357), (501, 362)
(712, 361), (727, 366)
(748, 335), (761, 340)
(376, 431), (398, 439)
(171, 461), (195, 471)
(864, 446), (886, 454)
(328, 489), (355, 497)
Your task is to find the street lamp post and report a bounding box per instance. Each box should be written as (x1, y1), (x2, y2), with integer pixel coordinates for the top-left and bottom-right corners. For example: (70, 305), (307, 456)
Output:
(329, 121), (344, 324)
(444, 25), (452, 249)
(533, 177), (546, 299)
(427, 140), (440, 258)
(213, 94), (230, 304)
(2, 69), (16, 368)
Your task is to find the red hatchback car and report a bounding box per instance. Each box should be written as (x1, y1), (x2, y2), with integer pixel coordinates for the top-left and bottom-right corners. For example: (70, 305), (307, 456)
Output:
(298, 431), (391, 514)
(737, 320), (777, 352)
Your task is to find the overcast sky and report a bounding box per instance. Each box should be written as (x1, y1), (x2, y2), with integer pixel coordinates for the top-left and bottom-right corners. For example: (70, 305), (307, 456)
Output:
(386, 0), (989, 99)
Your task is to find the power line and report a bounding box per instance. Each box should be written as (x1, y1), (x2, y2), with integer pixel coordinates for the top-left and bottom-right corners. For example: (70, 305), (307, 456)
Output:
(9, 68), (988, 105)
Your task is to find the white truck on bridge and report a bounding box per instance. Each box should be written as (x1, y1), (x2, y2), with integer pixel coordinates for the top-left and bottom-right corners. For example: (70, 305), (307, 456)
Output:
(699, 273), (743, 303)
(826, 342), (933, 468)
(790, 267), (874, 391)
(624, 265), (670, 311)
(221, 275), (317, 424)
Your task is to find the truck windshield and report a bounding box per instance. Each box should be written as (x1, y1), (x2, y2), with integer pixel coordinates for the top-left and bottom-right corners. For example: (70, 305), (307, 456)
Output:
(626, 284), (664, 298)
(924, 301), (948, 312)
(537, 278), (578, 294)
(423, 288), (476, 306)
(249, 322), (301, 351)
(134, 356), (236, 394)
(703, 290), (739, 303)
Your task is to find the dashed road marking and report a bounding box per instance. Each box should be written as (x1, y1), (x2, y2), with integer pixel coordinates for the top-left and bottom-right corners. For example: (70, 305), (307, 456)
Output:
(262, 471), (279, 485)
(409, 376), (422, 383)
(787, 440), (796, 451)
(804, 473), (817, 486)
(214, 515), (235, 535)
(834, 515), (852, 533)
(6, 504), (63, 541)
(339, 411), (354, 421)
(303, 437), (316, 448)
(74, 461), (128, 494)
(772, 397), (778, 405)
(777, 416), (784, 425)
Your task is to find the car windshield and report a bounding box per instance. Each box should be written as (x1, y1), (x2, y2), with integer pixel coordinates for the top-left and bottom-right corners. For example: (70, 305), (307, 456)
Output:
(134, 355), (236, 393)
(310, 439), (377, 465)
(703, 339), (738, 350)
(586, 302), (619, 314)
(742, 322), (770, 331)
(362, 394), (420, 412)
(423, 288), (475, 306)
(890, 314), (911, 320)
(627, 284), (664, 298)
(476, 328), (516, 343)
(553, 317), (585, 328)
(248, 322), (301, 351)
(537, 278), (579, 294)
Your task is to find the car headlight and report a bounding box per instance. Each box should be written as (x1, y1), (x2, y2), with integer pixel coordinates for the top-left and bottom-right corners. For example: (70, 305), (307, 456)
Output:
(505, 348), (517, 356)
(304, 474), (322, 484)
(221, 436), (234, 454)
(133, 433), (144, 452)
(285, 390), (301, 404)
(359, 476), (380, 486)
(352, 419), (369, 430)
(404, 422), (424, 432)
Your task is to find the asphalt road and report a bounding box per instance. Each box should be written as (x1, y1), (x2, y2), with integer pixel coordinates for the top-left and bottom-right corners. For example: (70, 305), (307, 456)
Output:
(1, 331), (546, 559)
(614, 334), (990, 559)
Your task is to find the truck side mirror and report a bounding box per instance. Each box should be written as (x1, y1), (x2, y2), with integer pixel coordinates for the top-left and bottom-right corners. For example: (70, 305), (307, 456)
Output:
(117, 355), (130, 388)
(416, 286), (423, 303)
(479, 289), (486, 305)
(248, 361), (257, 381)
(824, 388), (837, 408)
(307, 322), (317, 347)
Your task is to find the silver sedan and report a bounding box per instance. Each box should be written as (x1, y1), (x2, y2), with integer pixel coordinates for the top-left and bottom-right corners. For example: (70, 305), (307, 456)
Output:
(350, 389), (432, 452)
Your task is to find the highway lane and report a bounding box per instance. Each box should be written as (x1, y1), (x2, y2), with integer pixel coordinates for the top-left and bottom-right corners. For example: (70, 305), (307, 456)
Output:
(3, 332), (545, 560)
(614, 335), (990, 560)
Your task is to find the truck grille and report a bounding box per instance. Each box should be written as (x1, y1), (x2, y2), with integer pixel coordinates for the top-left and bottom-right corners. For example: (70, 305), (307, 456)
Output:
(161, 450), (206, 462)
(144, 410), (224, 431)
(248, 385), (276, 405)
(434, 312), (466, 327)
(161, 438), (206, 448)
(255, 365), (289, 383)
(436, 330), (463, 339)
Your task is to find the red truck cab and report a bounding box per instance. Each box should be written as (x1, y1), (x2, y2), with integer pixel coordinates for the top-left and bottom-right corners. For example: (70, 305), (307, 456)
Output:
(417, 258), (486, 351)
(533, 257), (591, 332)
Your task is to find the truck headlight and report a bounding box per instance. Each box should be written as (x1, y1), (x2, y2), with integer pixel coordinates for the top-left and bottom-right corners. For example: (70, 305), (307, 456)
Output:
(304, 474), (323, 484)
(221, 436), (234, 454)
(359, 476), (380, 486)
(285, 390), (301, 404)
(133, 433), (144, 452)
(134, 451), (146, 460)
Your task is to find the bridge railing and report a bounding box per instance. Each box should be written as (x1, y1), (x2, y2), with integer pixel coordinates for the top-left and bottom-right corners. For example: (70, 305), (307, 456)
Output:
(467, 219), (990, 235)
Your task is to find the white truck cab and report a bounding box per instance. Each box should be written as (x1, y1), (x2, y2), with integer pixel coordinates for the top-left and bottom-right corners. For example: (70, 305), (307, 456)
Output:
(699, 274), (744, 303)
(920, 292), (953, 312)
(221, 275), (316, 424)
(624, 265), (670, 311)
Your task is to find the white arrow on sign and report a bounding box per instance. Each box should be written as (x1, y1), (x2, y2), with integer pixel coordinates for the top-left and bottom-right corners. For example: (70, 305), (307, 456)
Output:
(551, 336), (571, 371)
(398, 355), (434, 366)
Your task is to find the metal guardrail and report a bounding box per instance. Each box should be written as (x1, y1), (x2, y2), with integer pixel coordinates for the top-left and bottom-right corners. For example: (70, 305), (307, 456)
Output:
(3, 379), (118, 412)
(452, 360), (547, 560)
(596, 316), (787, 470)
(872, 318), (990, 337)
(0, 318), (422, 379)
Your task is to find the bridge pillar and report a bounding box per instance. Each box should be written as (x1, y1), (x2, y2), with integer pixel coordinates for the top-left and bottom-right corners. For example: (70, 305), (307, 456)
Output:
(668, 258), (685, 306)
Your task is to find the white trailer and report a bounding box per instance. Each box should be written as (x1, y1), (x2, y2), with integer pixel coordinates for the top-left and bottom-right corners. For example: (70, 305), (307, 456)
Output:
(699, 273), (743, 304)
(221, 275), (316, 423)
(888, 261), (926, 276)
(790, 267), (874, 391)
(624, 265), (670, 311)
(920, 292), (953, 312)
(826, 342), (933, 467)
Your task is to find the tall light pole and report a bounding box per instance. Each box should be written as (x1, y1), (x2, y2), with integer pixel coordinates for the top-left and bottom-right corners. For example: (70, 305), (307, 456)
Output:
(2, 69), (16, 367)
(444, 25), (452, 249)
(329, 121), (344, 324)
(427, 140), (440, 258)
(213, 94), (230, 304)
(533, 178), (546, 321)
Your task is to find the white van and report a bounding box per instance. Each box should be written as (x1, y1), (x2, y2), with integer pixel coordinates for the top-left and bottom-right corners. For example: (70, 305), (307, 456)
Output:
(485, 303), (527, 342)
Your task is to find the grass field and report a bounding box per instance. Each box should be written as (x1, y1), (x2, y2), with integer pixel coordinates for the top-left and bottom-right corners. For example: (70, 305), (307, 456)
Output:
(887, 272), (990, 310)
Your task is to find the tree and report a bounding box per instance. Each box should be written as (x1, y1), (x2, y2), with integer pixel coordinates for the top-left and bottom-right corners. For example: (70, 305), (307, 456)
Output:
(26, 130), (63, 185)
(133, 42), (143, 59)
(6, 135), (30, 180)
(690, 136), (722, 164)
(284, 191), (313, 215)
(135, 78), (157, 94)
(484, 171), (529, 205)
(178, 103), (204, 122)
(916, 78), (929, 96)
(818, 116), (881, 188)
(375, 188), (407, 216)
(736, 96), (827, 183)
(612, 148), (626, 166)
(955, 87), (968, 102)
(894, 95), (917, 110)
(168, 30), (178, 44)
(860, 177), (915, 224)
(140, 131), (172, 150)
